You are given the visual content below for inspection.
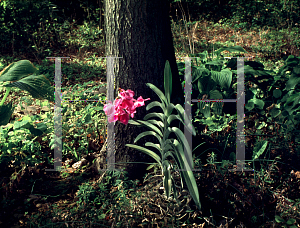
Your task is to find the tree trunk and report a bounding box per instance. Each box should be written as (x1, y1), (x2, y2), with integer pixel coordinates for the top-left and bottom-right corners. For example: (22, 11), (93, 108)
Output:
(105, 0), (184, 181)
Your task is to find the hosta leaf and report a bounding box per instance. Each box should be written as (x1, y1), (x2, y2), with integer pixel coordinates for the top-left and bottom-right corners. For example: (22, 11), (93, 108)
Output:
(4, 74), (54, 102)
(0, 60), (37, 82)
(285, 75), (300, 91)
(214, 45), (247, 56)
(269, 107), (281, 118)
(273, 89), (282, 98)
(198, 101), (211, 117)
(0, 103), (14, 126)
(206, 60), (223, 66)
(192, 66), (209, 83)
(197, 76), (216, 94)
(209, 90), (223, 100)
(247, 98), (264, 110)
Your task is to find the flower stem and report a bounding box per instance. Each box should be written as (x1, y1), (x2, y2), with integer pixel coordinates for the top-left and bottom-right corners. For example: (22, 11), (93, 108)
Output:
(0, 87), (12, 106)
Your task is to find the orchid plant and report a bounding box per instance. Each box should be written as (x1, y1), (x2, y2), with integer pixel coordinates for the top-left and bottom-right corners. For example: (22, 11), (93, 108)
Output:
(124, 60), (201, 210)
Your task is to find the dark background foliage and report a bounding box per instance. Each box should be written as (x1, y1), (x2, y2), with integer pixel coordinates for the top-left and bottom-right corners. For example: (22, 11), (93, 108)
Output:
(1, 0), (299, 56)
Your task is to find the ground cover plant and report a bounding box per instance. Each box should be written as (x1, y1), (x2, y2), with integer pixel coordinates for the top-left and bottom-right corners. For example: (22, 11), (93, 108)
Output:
(0, 0), (299, 227)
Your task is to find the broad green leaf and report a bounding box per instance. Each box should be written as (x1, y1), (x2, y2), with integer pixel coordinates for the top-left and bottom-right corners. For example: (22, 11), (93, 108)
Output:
(275, 215), (285, 223)
(273, 89), (282, 98)
(84, 113), (92, 124)
(248, 98), (265, 110)
(214, 45), (248, 56)
(220, 69), (232, 89)
(206, 60), (223, 66)
(269, 107), (281, 118)
(284, 93), (300, 112)
(245, 100), (255, 110)
(4, 74), (54, 102)
(286, 218), (296, 225)
(197, 75), (216, 94)
(192, 66), (209, 83)
(211, 69), (232, 89)
(285, 75), (300, 91)
(209, 90), (223, 100)
(197, 101), (211, 117)
(0, 60), (37, 82)
(0, 102), (14, 126)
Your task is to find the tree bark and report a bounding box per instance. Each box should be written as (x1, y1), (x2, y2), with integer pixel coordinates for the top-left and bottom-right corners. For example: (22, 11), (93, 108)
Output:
(105, 0), (184, 181)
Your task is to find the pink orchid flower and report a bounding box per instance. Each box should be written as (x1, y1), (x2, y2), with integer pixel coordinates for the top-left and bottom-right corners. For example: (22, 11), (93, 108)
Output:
(104, 89), (150, 125)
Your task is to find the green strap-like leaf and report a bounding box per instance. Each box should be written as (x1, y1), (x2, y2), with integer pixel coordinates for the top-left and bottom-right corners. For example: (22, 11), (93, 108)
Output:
(165, 103), (175, 118)
(168, 140), (201, 210)
(127, 119), (143, 126)
(173, 104), (196, 135)
(252, 141), (268, 160)
(164, 60), (172, 104)
(143, 119), (164, 133)
(144, 142), (162, 154)
(133, 130), (162, 149)
(146, 101), (165, 112)
(146, 83), (168, 109)
(168, 127), (194, 170)
(166, 114), (196, 136)
(125, 144), (162, 166)
(143, 113), (164, 122)
(162, 160), (172, 198)
(133, 120), (163, 138)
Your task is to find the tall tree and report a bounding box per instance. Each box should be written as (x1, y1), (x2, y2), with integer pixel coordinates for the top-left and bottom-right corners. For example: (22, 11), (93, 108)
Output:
(105, 0), (185, 181)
